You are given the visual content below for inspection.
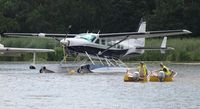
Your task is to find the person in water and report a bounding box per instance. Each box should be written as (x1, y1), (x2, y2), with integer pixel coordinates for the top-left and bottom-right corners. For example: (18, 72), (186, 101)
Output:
(137, 62), (148, 79)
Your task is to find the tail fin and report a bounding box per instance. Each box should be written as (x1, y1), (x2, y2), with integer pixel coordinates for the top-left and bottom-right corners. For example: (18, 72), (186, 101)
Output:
(137, 18), (146, 47)
(123, 19), (146, 53)
(138, 18), (146, 32)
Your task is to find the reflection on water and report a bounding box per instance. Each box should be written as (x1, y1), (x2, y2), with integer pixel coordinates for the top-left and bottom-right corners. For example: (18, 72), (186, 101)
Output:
(0, 63), (200, 109)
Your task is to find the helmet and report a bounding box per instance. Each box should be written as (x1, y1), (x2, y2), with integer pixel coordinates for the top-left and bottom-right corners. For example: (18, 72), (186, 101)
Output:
(140, 61), (144, 65)
(160, 62), (164, 67)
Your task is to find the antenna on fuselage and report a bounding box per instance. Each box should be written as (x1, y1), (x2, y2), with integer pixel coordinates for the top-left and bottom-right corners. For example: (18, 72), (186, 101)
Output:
(66, 25), (72, 38)
(97, 30), (100, 34)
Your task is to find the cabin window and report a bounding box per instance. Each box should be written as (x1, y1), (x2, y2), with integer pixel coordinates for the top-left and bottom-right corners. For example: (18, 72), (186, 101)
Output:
(117, 45), (120, 49)
(101, 39), (105, 45)
(120, 45), (124, 49)
(77, 34), (96, 42)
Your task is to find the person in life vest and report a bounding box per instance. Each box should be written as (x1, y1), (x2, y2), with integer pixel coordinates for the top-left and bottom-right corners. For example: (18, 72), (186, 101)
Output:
(159, 63), (172, 77)
(137, 62), (148, 79)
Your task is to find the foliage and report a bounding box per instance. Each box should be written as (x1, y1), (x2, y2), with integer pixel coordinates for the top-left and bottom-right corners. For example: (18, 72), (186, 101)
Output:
(0, 0), (200, 61)
(0, 0), (199, 36)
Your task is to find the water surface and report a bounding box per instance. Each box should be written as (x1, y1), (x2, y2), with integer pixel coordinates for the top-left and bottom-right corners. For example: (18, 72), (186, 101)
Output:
(0, 63), (200, 109)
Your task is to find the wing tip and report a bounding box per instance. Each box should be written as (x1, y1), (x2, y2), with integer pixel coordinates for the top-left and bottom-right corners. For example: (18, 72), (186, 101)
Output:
(183, 29), (192, 34)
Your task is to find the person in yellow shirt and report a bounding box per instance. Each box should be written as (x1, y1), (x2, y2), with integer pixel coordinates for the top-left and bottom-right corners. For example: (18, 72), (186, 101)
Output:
(159, 63), (172, 77)
(137, 62), (148, 79)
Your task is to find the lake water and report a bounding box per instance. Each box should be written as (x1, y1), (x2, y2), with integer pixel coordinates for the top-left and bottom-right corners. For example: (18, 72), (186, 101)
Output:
(0, 63), (200, 109)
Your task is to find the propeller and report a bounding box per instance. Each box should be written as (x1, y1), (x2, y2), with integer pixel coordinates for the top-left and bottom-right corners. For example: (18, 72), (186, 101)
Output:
(60, 25), (72, 63)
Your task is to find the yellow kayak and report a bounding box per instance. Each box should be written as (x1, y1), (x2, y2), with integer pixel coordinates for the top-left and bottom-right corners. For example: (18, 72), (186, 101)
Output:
(149, 71), (177, 82)
(124, 71), (177, 82)
(124, 73), (148, 82)
(149, 76), (174, 82)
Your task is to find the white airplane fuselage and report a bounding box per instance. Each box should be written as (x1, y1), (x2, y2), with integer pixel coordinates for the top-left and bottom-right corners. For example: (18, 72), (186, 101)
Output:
(60, 33), (145, 59)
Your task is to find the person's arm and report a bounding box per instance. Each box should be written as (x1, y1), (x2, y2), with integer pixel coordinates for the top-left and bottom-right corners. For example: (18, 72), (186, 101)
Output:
(146, 68), (148, 75)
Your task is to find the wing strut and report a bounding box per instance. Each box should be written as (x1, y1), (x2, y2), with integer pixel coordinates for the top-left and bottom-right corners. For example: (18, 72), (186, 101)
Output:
(30, 52), (36, 69)
(85, 51), (95, 65)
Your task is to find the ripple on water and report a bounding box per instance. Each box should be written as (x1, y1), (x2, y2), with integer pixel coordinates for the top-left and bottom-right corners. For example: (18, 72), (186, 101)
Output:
(0, 63), (200, 109)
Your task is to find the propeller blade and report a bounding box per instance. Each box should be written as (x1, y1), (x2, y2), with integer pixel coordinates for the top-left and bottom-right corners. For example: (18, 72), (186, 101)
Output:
(62, 45), (68, 64)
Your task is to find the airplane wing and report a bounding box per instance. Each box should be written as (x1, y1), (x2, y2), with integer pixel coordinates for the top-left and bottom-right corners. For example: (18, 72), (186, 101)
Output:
(99, 30), (191, 39)
(3, 30), (191, 39)
(3, 33), (76, 38)
(0, 47), (54, 53)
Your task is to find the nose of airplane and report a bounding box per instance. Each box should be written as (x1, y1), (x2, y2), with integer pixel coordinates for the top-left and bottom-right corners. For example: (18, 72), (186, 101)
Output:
(60, 39), (70, 46)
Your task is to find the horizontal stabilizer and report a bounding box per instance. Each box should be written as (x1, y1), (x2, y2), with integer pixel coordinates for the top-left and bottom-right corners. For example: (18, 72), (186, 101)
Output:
(136, 47), (174, 51)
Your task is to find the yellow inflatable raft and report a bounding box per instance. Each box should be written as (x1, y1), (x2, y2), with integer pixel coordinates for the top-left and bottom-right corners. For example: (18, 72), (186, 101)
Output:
(124, 73), (148, 82)
(124, 71), (177, 82)
(149, 71), (177, 82)
(149, 76), (174, 82)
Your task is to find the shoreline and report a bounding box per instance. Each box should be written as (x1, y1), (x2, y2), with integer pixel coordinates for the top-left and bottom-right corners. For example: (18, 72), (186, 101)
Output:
(1, 61), (200, 65)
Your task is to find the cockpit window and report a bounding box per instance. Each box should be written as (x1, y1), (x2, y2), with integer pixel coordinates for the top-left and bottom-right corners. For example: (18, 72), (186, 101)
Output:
(77, 34), (96, 42)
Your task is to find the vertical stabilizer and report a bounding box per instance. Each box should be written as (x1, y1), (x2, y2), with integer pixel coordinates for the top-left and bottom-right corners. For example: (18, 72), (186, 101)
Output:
(123, 19), (147, 56)
(138, 19), (146, 33)
(137, 19), (146, 47)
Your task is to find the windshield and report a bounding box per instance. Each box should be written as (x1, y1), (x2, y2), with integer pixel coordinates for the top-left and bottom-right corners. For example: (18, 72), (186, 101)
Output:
(76, 33), (97, 42)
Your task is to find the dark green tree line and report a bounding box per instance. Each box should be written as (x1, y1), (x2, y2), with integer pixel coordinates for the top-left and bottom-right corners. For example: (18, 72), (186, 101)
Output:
(0, 0), (200, 61)
(1, 0), (199, 35)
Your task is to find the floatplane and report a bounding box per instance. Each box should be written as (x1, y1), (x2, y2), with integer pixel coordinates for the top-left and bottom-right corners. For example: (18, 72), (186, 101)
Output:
(2, 20), (191, 73)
